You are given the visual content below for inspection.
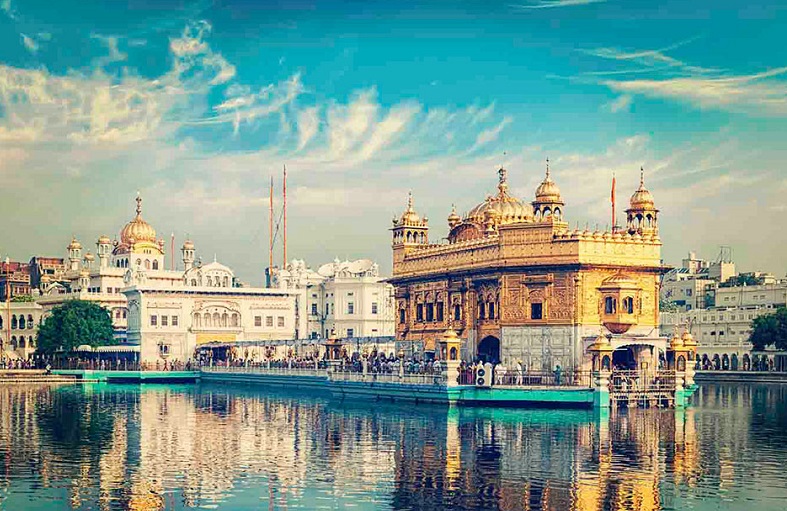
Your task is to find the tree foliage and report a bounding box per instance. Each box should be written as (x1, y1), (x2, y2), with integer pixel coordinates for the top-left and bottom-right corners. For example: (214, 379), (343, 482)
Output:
(749, 307), (787, 351)
(36, 300), (116, 355)
(659, 298), (679, 313)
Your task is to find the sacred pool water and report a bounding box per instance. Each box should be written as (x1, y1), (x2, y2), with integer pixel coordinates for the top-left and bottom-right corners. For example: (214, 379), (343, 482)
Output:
(0, 383), (785, 511)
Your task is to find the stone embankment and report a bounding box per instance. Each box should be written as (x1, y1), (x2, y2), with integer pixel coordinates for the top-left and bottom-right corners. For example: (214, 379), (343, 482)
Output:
(0, 370), (80, 384)
(695, 370), (787, 384)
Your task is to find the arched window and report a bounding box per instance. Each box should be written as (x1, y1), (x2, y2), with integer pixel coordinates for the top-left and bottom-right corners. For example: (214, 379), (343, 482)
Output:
(28, 336), (35, 348)
(213, 312), (220, 326)
(115, 309), (121, 319)
(231, 313), (239, 327)
(11, 316), (17, 329)
(193, 313), (201, 327)
(19, 337), (26, 348)
(221, 313), (228, 327)
(488, 302), (495, 320)
(543, 207), (551, 218)
(623, 297), (634, 314)
(206, 278), (212, 287)
(27, 315), (33, 328)
(152, 260), (159, 270)
(554, 207), (561, 220)
(10, 336), (16, 349)
(223, 276), (229, 287)
(0, 316), (3, 329)
(136, 258), (142, 267)
(204, 313), (211, 327)
(478, 301), (486, 320)
(604, 296), (616, 314)
(144, 259), (150, 269)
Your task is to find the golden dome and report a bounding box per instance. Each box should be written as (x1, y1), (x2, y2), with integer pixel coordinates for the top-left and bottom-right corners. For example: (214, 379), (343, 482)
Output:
(67, 237), (82, 250)
(465, 167), (533, 226)
(97, 234), (111, 245)
(447, 204), (461, 226)
(182, 239), (195, 250)
(120, 194), (158, 246)
(534, 159), (563, 203)
(629, 167), (656, 210)
(83, 252), (95, 262)
(681, 330), (697, 347)
(395, 192), (427, 226)
(670, 331), (684, 349)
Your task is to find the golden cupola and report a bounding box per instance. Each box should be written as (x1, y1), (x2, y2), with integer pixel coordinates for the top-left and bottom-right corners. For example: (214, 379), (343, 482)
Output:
(464, 167), (533, 227)
(532, 158), (565, 222)
(120, 194), (157, 245)
(447, 204), (461, 229)
(392, 192), (429, 247)
(626, 167), (659, 236)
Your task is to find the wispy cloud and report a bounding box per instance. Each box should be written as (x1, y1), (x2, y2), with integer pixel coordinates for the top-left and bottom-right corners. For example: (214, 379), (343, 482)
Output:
(604, 94), (632, 113)
(512, 0), (606, 9)
(603, 67), (787, 115)
(20, 34), (38, 53)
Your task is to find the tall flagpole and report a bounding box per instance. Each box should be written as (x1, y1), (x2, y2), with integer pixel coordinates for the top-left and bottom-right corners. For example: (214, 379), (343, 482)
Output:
(283, 164), (287, 267)
(269, 175), (274, 286)
(611, 171), (617, 233)
(3, 257), (9, 361)
(170, 233), (175, 271)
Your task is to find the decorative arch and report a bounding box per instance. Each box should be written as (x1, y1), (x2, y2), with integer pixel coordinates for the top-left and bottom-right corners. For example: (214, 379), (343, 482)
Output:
(152, 260), (159, 270)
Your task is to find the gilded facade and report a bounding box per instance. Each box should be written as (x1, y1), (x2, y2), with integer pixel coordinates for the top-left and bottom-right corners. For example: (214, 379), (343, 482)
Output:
(389, 165), (667, 370)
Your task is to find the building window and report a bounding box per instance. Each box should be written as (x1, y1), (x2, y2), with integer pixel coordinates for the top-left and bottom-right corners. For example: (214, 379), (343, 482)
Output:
(161, 315), (168, 326)
(604, 297), (616, 314)
(150, 315), (157, 326)
(371, 302), (378, 315)
(478, 302), (486, 320)
(152, 260), (159, 270)
(347, 328), (354, 337)
(266, 316), (273, 327)
(426, 303), (434, 322)
(623, 297), (634, 314)
(277, 316), (285, 327)
(347, 302), (354, 315)
(172, 316), (178, 327)
(454, 304), (461, 322)
(399, 309), (406, 324)
(488, 303), (495, 320)
(416, 304), (424, 322)
(531, 303), (543, 320)
(326, 304), (330, 316)
(311, 303), (318, 315)
(255, 316), (262, 327)
(436, 302), (444, 322)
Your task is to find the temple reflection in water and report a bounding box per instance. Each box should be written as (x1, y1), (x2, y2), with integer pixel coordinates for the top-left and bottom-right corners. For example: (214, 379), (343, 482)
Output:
(1, 384), (785, 511)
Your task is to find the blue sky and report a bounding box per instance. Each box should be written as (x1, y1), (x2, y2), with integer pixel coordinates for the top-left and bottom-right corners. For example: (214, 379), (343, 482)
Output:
(0, 0), (785, 283)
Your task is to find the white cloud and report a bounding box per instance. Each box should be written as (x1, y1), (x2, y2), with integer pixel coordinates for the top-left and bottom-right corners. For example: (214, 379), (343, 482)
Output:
(470, 116), (512, 151)
(512, 0), (606, 9)
(603, 67), (787, 115)
(605, 94), (632, 113)
(296, 106), (320, 151)
(21, 34), (39, 53)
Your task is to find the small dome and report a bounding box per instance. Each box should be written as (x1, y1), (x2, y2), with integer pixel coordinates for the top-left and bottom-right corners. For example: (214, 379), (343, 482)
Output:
(681, 330), (697, 347)
(630, 167), (656, 209)
(534, 160), (563, 203)
(447, 205), (461, 226)
(182, 239), (195, 250)
(97, 235), (111, 245)
(396, 192), (427, 226)
(67, 237), (82, 251)
(83, 252), (95, 262)
(670, 331), (684, 349)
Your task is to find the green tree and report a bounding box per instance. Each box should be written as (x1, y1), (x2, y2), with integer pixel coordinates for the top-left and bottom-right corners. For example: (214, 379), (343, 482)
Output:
(749, 307), (787, 351)
(659, 298), (679, 313)
(36, 300), (116, 355)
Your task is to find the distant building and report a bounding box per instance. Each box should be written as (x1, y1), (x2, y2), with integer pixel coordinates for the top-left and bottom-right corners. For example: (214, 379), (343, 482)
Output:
(0, 261), (31, 301)
(660, 251), (736, 311)
(28, 256), (66, 291)
(661, 276), (787, 368)
(273, 258), (395, 340)
(0, 301), (43, 360)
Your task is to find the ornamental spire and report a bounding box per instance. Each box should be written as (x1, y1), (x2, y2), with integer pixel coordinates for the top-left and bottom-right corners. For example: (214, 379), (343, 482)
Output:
(135, 191), (142, 217)
(545, 157), (551, 181)
(497, 166), (509, 195)
(639, 166), (645, 189)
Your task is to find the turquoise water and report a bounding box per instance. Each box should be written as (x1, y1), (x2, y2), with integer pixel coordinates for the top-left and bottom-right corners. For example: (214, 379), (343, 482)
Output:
(0, 382), (785, 510)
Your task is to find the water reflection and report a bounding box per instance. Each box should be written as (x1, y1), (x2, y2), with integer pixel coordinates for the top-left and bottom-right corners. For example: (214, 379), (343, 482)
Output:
(0, 383), (785, 510)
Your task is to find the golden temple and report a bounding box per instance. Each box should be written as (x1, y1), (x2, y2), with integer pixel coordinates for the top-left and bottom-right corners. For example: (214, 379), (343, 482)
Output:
(389, 164), (666, 371)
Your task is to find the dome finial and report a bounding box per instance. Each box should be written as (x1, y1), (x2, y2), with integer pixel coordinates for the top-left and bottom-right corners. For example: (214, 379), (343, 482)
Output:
(407, 190), (413, 211)
(545, 157), (551, 180)
(639, 166), (645, 189)
(497, 166), (508, 195)
(135, 191), (142, 217)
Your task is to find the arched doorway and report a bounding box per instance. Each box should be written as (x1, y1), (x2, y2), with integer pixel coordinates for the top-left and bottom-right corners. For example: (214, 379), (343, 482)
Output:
(477, 336), (500, 363)
(612, 347), (636, 370)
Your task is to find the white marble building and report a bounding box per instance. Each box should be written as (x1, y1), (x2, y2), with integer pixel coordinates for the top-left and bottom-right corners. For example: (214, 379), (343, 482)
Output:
(273, 259), (395, 339)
